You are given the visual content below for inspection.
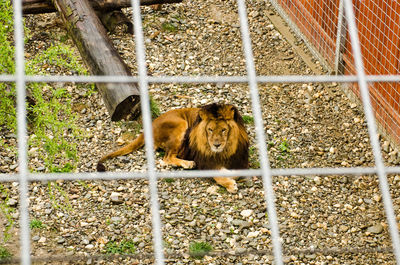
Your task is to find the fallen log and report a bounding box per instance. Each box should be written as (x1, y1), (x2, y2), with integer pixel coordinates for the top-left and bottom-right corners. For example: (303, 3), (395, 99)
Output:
(97, 10), (133, 34)
(22, 0), (183, 14)
(51, 0), (140, 121)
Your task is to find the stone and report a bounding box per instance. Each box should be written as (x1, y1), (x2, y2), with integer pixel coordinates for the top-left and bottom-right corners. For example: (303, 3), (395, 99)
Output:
(240, 209), (253, 218)
(367, 223), (383, 234)
(110, 192), (123, 203)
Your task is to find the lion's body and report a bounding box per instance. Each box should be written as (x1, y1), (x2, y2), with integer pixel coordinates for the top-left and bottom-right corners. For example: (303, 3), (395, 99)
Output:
(97, 103), (249, 193)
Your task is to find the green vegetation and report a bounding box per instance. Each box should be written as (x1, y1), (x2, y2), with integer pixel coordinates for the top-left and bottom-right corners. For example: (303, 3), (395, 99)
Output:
(47, 182), (72, 210)
(189, 241), (213, 259)
(0, 185), (15, 242)
(0, 246), (12, 260)
(242, 115), (254, 124)
(150, 97), (161, 119)
(30, 219), (44, 229)
(0, 3), (87, 173)
(267, 138), (291, 164)
(161, 22), (178, 32)
(0, 2), (17, 130)
(105, 239), (136, 254)
(278, 138), (289, 153)
(217, 187), (227, 194)
(163, 178), (175, 183)
(249, 146), (260, 168)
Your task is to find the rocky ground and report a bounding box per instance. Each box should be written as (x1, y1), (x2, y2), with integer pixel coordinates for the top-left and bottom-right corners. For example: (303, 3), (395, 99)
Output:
(1, 0), (400, 264)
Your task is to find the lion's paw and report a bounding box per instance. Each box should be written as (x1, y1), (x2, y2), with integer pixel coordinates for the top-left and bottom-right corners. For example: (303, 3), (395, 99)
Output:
(182, 161), (196, 169)
(225, 181), (238, 194)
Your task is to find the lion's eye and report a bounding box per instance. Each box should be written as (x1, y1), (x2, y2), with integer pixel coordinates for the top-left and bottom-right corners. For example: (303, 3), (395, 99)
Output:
(221, 128), (227, 133)
(208, 128), (213, 133)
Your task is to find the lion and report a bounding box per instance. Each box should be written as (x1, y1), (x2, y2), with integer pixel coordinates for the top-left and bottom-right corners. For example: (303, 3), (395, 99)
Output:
(97, 103), (249, 193)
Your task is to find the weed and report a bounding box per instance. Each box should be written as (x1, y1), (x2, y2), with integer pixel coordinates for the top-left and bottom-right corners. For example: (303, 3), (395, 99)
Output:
(157, 150), (166, 158)
(1, 2), (85, 173)
(30, 219), (44, 229)
(105, 240), (136, 254)
(279, 138), (290, 153)
(0, 246), (12, 260)
(242, 115), (254, 124)
(150, 97), (161, 119)
(78, 180), (90, 190)
(267, 140), (275, 150)
(189, 241), (212, 259)
(164, 178), (175, 183)
(47, 182), (72, 211)
(217, 187), (227, 194)
(0, 2), (16, 129)
(161, 22), (177, 32)
(0, 185), (15, 242)
(249, 146), (260, 168)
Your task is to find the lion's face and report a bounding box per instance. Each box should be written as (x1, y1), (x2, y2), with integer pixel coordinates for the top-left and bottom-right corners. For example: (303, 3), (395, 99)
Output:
(187, 104), (249, 163)
(205, 120), (230, 153)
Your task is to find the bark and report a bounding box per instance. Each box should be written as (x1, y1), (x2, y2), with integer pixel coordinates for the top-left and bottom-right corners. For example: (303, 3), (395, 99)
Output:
(51, 0), (140, 121)
(22, 0), (182, 14)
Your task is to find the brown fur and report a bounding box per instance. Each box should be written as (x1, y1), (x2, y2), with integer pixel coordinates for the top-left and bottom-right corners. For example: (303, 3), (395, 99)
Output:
(97, 103), (249, 193)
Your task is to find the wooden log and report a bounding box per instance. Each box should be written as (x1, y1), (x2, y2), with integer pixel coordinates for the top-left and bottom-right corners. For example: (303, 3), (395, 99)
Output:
(97, 10), (133, 34)
(22, 0), (183, 14)
(51, 0), (140, 121)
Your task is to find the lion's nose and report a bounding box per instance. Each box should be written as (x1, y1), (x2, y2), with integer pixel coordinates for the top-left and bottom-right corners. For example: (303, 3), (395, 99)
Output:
(214, 143), (221, 148)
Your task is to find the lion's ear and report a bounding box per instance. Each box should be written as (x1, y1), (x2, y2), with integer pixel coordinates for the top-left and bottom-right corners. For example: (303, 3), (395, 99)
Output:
(199, 109), (210, 121)
(221, 105), (235, 120)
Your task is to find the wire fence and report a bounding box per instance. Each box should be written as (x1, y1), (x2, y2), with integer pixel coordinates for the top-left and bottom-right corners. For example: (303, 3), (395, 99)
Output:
(1, 0), (400, 264)
(272, 0), (400, 145)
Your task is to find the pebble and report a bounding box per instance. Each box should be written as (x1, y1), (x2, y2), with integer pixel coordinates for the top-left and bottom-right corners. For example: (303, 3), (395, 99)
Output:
(110, 192), (123, 203)
(7, 198), (18, 206)
(247, 231), (260, 238)
(367, 223), (384, 234)
(240, 210), (253, 218)
(85, 244), (94, 249)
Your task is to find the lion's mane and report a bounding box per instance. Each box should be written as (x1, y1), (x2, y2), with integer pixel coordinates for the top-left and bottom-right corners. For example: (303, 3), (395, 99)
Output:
(179, 103), (249, 170)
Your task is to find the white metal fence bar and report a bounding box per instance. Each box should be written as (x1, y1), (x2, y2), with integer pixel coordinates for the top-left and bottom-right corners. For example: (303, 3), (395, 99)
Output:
(5, 166), (400, 183)
(334, 0), (347, 74)
(3, 73), (400, 83)
(237, 0), (283, 264)
(12, 1), (31, 265)
(130, 0), (165, 264)
(344, 0), (400, 263)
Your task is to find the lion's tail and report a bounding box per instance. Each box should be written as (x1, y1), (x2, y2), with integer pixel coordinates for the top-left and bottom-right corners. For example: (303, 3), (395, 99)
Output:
(97, 134), (145, 171)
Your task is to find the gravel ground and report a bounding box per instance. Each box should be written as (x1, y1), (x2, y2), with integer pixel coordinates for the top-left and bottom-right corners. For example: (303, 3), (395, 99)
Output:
(1, 0), (400, 264)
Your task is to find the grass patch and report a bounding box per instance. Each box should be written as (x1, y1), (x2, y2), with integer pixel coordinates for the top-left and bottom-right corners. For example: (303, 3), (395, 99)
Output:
(278, 138), (289, 153)
(30, 219), (44, 229)
(0, 185), (15, 242)
(242, 115), (254, 124)
(105, 240), (136, 254)
(0, 246), (12, 260)
(189, 241), (213, 259)
(150, 97), (161, 119)
(161, 22), (177, 32)
(163, 178), (175, 183)
(217, 187), (227, 194)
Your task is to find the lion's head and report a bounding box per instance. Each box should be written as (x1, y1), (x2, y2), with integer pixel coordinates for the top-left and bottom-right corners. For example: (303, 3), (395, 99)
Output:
(181, 103), (249, 170)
